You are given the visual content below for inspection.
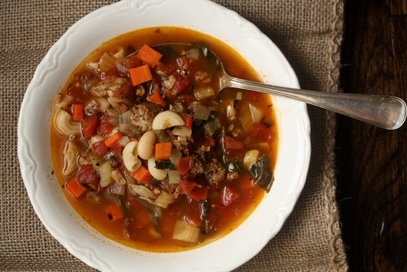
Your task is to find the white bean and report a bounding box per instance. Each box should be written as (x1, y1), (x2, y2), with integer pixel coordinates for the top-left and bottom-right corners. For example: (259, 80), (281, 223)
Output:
(137, 130), (157, 160)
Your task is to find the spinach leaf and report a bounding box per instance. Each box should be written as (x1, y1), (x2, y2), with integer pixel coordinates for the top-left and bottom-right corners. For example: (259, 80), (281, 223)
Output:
(249, 155), (274, 192)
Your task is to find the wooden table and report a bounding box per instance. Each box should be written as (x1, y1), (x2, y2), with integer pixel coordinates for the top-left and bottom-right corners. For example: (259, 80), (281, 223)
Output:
(337, 0), (407, 271)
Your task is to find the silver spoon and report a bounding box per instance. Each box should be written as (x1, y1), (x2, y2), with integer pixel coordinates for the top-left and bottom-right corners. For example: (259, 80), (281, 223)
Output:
(158, 44), (407, 130)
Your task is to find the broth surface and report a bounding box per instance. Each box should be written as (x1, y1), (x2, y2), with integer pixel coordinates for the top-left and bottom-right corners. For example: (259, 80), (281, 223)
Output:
(51, 27), (278, 252)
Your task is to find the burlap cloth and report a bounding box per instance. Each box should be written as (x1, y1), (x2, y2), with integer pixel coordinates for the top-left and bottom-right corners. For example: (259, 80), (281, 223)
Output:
(0, 0), (348, 271)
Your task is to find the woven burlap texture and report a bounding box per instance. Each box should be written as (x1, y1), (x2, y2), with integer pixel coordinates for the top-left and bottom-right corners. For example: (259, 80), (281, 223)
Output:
(0, 0), (348, 271)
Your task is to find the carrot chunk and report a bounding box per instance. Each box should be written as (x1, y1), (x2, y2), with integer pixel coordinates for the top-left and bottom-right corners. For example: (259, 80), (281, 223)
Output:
(136, 44), (163, 67)
(131, 165), (152, 184)
(71, 103), (84, 121)
(155, 142), (172, 161)
(104, 132), (124, 148)
(129, 64), (153, 86)
(105, 204), (124, 221)
(65, 178), (86, 198)
(147, 92), (167, 107)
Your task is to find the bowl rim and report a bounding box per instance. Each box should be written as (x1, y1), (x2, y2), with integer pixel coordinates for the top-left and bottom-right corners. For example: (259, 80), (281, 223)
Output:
(17, 0), (310, 271)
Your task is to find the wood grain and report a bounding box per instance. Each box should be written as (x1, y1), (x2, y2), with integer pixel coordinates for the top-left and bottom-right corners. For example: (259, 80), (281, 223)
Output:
(337, 0), (407, 271)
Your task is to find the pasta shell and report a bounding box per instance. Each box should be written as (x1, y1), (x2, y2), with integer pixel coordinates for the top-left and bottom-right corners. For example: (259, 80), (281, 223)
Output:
(54, 110), (80, 136)
(152, 110), (185, 130)
(122, 141), (141, 172)
(62, 140), (78, 176)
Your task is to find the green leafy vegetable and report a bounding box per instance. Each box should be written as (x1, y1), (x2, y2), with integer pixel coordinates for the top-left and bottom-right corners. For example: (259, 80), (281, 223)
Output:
(248, 155), (274, 192)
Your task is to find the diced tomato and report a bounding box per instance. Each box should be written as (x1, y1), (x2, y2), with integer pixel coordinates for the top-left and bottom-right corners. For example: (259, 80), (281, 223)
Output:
(180, 114), (193, 129)
(98, 114), (115, 135)
(223, 135), (245, 150)
(172, 73), (191, 94)
(81, 114), (98, 139)
(244, 90), (260, 101)
(177, 156), (195, 175)
(124, 54), (143, 69)
(180, 179), (196, 195)
(76, 165), (100, 190)
(176, 56), (196, 70)
(189, 186), (208, 201)
(184, 201), (202, 227)
(202, 137), (215, 147)
(221, 185), (239, 206)
(91, 140), (108, 157)
(251, 123), (275, 142)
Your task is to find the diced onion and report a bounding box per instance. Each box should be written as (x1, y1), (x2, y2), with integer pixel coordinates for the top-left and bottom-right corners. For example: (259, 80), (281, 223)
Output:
(168, 170), (180, 184)
(90, 135), (105, 145)
(249, 104), (264, 123)
(169, 148), (182, 166)
(154, 191), (176, 208)
(55, 94), (74, 109)
(128, 184), (154, 198)
(194, 87), (215, 100)
(194, 105), (211, 120)
(87, 152), (104, 170)
(99, 52), (117, 72)
(118, 136), (130, 147)
(203, 118), (221, 136)
(119, 110), (132, 125)
(243, 149), (260, 169)
(186, 48), (200, 61)
(172, 220), (200, 243)
(235, 92), (243, 100)
(172, 126), (192, 137)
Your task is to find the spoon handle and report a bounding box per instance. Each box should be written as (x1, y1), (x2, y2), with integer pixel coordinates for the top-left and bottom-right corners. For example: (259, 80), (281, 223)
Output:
(223, 75), (406, 130)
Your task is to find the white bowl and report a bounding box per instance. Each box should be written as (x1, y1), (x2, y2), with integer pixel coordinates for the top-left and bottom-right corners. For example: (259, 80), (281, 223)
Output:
(17, 0), (310, 271)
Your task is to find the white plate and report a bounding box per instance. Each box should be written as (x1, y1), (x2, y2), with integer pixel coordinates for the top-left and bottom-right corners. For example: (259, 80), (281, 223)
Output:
(17, 0), (310, 271)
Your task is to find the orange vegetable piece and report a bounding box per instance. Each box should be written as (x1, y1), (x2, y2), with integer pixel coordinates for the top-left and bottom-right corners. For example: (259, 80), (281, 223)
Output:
(105, 204), (124, 221)
(155, 142), (172, 161)
(104, 132), (124, 148)
(136, 44), (163, 67)
(131, 165), (152, 184)
(129, 64), (153, 86)
(71, 103), (84, 121)
(147, 92), (167, 107)
(65, 178), (86, 198)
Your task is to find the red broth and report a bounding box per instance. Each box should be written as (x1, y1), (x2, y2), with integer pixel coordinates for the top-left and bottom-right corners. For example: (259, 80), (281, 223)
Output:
(51, 27), (278, 252)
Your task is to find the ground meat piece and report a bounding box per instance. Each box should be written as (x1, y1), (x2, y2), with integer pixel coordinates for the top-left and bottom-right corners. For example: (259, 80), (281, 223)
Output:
(169, 101), (186, 114)
(84, 100), (99, 115)
(130, 102), (162, 132)
(135, 85), (146, 98)
(226, 172), (239, 182)
(150, 82), (161, 94)
(195, 70), (211, 84)
(78, 153), (91, 166)
(162, 183), (182, 198)
(169, 132), (192, 156)
(204, 159), (226, 185)
(190, 157), (204, 176)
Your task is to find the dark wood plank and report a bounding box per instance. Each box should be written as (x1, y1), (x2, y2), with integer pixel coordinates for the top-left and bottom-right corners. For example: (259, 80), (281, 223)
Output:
(337, 0), (407, 271)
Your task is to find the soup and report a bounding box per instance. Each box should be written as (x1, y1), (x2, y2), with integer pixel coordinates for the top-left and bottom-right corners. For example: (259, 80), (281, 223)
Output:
(51, 27), (277, 252)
